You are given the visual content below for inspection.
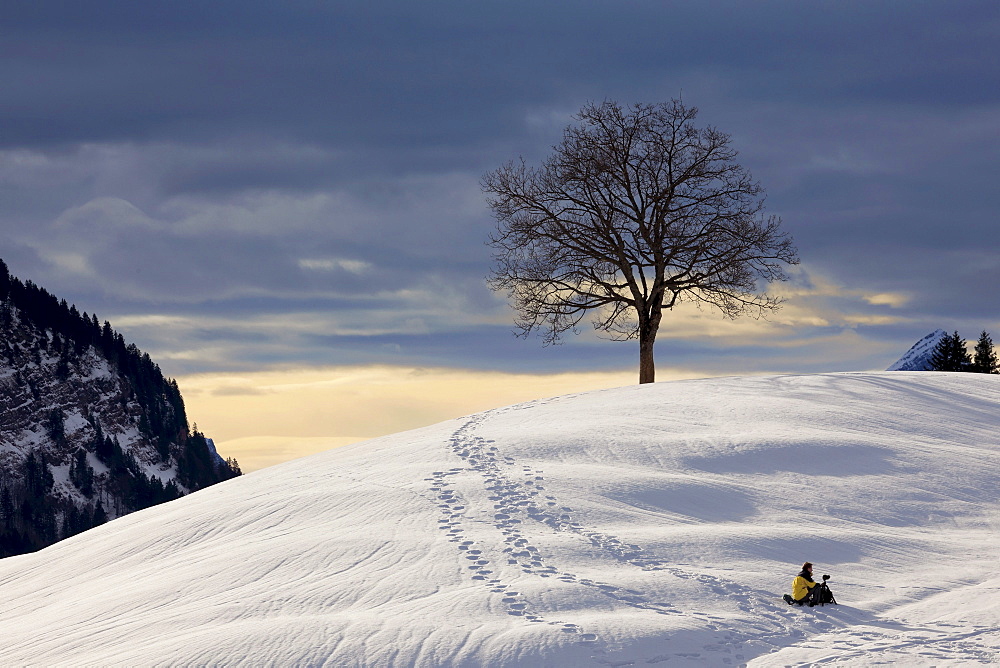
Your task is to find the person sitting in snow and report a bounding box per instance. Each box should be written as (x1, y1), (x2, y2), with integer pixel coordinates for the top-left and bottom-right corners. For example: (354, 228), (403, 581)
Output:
(784, 561), (820, 606)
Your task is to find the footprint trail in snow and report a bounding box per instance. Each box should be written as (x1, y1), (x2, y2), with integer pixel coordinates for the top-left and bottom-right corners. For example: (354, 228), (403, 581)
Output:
(428, 404), (797, 660)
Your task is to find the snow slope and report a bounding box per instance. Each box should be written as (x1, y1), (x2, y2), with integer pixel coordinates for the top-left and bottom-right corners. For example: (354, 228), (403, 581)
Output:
(1, 372), (999, 666)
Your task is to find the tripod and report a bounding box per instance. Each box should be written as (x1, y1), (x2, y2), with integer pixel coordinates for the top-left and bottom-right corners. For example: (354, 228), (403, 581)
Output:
(815, 575), (837, 605)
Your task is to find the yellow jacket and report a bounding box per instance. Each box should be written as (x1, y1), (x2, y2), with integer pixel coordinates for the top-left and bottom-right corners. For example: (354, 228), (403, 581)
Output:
(792, 575), (817, 601)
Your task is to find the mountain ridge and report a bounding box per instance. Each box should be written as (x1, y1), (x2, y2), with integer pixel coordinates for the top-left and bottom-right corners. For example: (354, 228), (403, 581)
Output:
(0, 259), (239, 557)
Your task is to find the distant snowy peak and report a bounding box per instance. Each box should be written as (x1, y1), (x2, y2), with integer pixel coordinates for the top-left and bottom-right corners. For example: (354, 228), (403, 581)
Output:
(887, 329), (947, 371)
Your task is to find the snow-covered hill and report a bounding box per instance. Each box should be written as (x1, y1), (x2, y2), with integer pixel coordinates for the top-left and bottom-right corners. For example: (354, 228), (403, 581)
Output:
(887, 329), (947, 371)
(1, 372), (999, 666)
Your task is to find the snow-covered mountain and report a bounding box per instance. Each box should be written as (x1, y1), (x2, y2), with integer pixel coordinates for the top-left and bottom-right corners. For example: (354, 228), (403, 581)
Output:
(1, 372), (998, 666)
(886, 329), (946, 371)
(0, 260), (239, 557)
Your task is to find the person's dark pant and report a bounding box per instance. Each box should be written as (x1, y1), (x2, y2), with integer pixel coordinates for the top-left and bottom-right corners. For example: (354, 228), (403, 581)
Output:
(784, 588), (820, 606)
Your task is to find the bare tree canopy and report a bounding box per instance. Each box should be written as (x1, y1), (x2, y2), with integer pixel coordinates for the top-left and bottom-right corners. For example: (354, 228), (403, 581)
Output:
(484, 99), (799, 383)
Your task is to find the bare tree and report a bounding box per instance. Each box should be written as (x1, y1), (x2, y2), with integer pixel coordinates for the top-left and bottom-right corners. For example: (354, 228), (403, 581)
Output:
(484, 99), (798, 383)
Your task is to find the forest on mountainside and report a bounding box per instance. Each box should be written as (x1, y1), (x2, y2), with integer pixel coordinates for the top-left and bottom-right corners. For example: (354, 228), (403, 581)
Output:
(0, 259), (241, 558)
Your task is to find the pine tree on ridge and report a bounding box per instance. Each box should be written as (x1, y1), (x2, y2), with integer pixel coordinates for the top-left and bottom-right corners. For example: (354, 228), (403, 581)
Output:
(928, 331), (972, 372)
(971, 330), (999, 374)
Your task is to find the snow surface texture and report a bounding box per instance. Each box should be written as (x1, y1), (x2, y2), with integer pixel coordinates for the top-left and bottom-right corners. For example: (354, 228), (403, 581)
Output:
(887, 329), (947, 371)
(1, 372), (999, 666)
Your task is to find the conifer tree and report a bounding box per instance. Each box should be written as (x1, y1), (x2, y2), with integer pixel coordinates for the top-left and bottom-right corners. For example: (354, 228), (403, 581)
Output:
(92, 500), (107, 527)
(225, 457), (243, 477)
(971, 330), (999, 374)
(929, 331), (972, 372)
(0, 487), (13, 531)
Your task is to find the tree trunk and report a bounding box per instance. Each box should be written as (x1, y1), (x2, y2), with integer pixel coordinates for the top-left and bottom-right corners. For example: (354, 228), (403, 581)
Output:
(638, 309), (661, 384)
(639, 334), (656, 384)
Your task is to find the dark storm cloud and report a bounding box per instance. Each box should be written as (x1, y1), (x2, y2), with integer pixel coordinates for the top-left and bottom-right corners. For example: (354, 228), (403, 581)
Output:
(8, 1), (993, 150)
(2, 0), (999, 374)
(3, 0), (577, 151)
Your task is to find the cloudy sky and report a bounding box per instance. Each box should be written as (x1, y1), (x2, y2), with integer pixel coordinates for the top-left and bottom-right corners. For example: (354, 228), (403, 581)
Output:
(4, 1), (998, 469)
